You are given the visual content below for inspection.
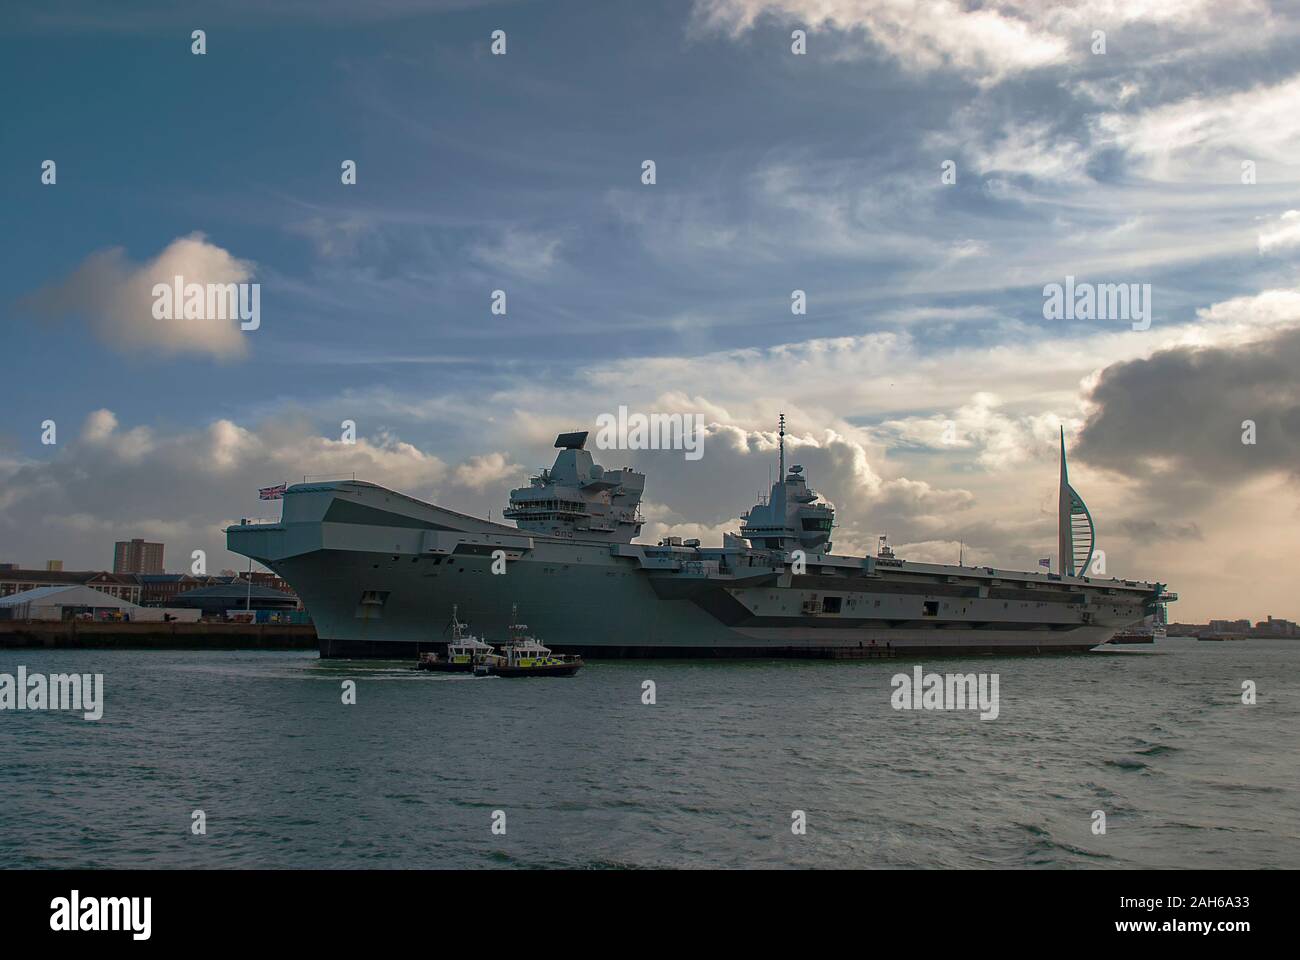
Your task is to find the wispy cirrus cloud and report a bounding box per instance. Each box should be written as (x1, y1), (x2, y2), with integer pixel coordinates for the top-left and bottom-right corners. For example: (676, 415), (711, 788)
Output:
(470, 226), (564, 281)
(691, 0), (1070, 84)
(1094, 72), (1300, 183)
(691, 0), (1287, 85)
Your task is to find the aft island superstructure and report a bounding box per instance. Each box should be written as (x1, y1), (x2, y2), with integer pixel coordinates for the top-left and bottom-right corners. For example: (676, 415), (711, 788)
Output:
(228, 418), (1175, 658)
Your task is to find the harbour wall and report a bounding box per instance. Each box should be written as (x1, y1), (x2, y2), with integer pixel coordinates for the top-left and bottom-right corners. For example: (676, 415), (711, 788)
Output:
(0, 620), (316, 650)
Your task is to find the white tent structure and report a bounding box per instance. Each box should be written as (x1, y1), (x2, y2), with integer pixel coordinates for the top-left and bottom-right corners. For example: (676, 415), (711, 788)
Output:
(0, 585), (199, 622)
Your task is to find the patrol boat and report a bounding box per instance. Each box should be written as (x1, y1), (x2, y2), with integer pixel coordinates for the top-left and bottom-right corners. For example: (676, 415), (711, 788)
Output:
(228, 418), (1176, 659)
(415, 605), (493, 672)
(473, 640), (583, 678)
(471, 605), (584, 677)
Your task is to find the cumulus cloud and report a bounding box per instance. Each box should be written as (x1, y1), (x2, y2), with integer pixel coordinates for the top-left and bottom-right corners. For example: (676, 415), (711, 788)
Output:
(0, 410), (449, 572)
(580, 421), (977, 561)
(1258, 210), (1300, 254)
(451, 451), (521, 491)
(870, 393), (1069, 470)
(0, 408), (983, 575)
(1190, 288), (1300, 335)
(20, 233), (256, 358)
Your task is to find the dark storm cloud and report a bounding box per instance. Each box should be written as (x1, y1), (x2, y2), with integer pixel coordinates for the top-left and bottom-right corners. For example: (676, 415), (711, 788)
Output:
(1077, 326), (1300, 484)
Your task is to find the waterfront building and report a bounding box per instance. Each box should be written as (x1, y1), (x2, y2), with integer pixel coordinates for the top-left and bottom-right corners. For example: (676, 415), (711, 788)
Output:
(113, 539), (165, 575)
(1254, 616), (1299, 637)
(171, 583), (301, 617)
(0, 584), (198, 622)
(0, 569), (143, 604)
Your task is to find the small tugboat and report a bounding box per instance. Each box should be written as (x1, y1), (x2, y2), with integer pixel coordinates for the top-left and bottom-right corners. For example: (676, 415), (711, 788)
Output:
(1107, 615), (1167, 645)
(472, 605), (583, 678)
(415, 605), (495, 672)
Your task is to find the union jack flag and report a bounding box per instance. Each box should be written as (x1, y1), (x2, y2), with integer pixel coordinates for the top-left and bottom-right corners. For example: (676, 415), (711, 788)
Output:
(259, 482), (287, 501)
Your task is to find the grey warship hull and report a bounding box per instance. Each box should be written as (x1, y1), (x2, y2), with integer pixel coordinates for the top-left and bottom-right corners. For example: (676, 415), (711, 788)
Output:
(227, 479), (1164, 660)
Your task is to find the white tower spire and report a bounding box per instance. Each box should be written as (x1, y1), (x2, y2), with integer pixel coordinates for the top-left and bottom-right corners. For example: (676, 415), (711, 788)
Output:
(1058, 426), (1096, 577)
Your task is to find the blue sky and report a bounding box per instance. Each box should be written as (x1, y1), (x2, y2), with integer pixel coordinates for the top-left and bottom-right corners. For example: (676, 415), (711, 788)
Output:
(3, 0), (1300, 620)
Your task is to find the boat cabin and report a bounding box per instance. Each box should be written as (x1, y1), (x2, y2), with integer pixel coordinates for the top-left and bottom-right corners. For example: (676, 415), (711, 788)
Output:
(502, 640), (559, 667)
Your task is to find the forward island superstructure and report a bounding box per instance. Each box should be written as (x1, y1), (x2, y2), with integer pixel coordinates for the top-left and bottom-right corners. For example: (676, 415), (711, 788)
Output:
(228, 418), (1175, 658)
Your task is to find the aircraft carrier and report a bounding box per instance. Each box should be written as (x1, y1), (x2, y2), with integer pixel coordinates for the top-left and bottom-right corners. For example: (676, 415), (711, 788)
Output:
(227, 419), (1175, 659)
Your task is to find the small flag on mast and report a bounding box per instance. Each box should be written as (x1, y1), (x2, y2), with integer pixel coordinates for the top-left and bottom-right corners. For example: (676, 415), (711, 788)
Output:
(259, 482), (287, 501)
(1038, 557), (1051, 569)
